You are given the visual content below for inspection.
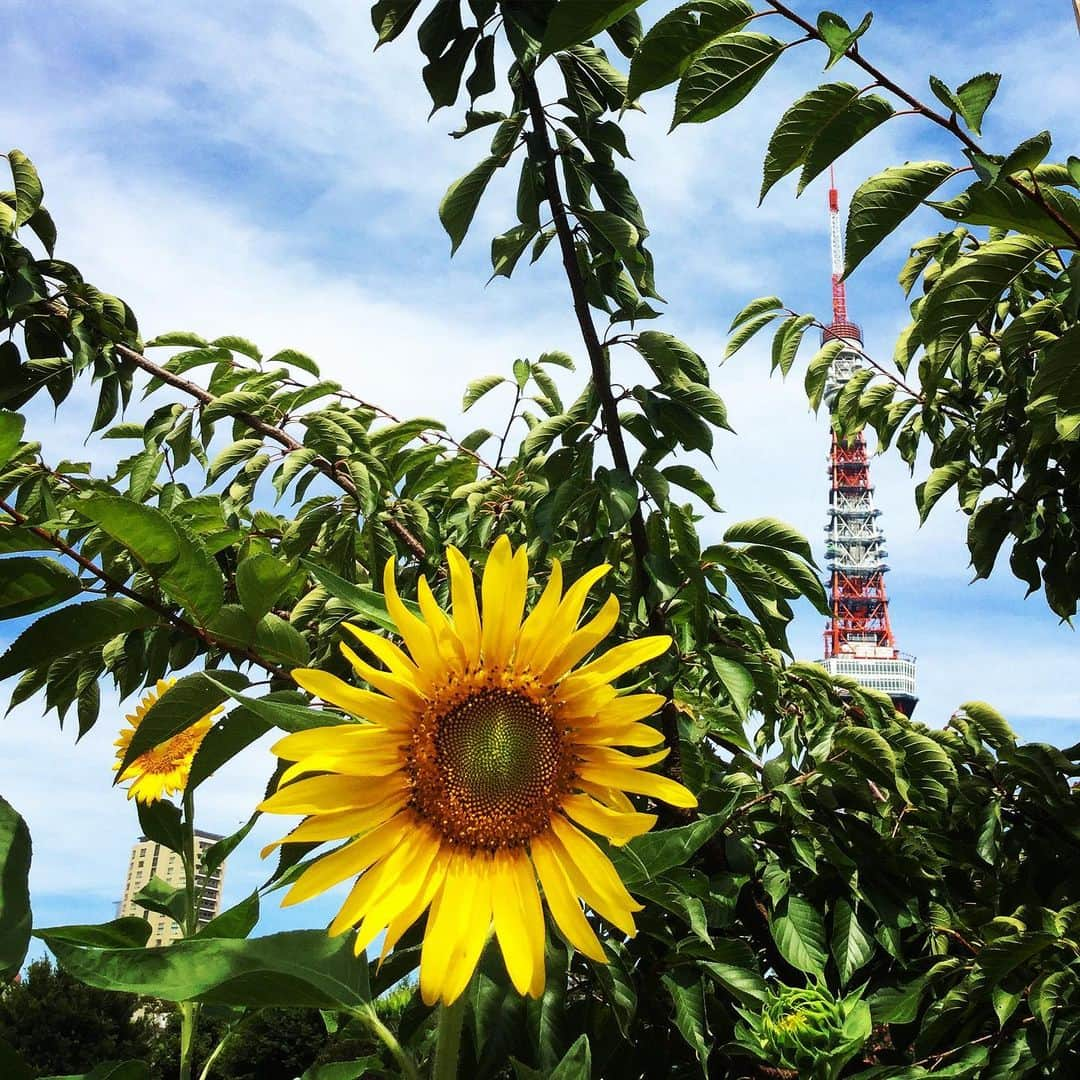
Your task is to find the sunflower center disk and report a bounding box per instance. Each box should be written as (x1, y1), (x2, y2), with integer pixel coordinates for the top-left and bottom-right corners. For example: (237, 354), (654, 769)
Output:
(411, 688), (572, 849)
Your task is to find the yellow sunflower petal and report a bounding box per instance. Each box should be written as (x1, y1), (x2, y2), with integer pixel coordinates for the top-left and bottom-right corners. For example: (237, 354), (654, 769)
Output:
(481, 536), (527, 668)
(578, 763), (698, 809)
(514, 559), (564, 671)
(420, 852), (491, 1006)
(556, 683), (619, 721)
(291, 669), (413, 729)
(593, 693), (666, 727)
(491, 850), (537, 997)
(380, 847), (451, 964)
(549, 814), (641, 931)
(353, 830), (442, 953)
(279, 745), (404, 784)
(576, 781), (638, 814)
(588, 722), (665, 748)
(341, 644), (428, 710)
(283, 812), (412, 907)
(527, 564), (611, 675)
(530, 834), (606, 963)
(341, 624), (423, 685)
(557, 636), (672, 700)
(561, 792), (657, 846)
(259, 774), (407, 815)
(446, 546), (482, 665)
(439, 862), (493, 1005)
(580, 745), (670, 771)
(383, 558), (443, 672)
(260, 795), (408, 858)
(540, 593), (620, 684)
(417, 576), (467, 670)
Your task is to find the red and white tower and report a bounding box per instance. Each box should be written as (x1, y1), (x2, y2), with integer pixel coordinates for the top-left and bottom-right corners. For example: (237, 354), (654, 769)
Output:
(819, 170), (917, 716)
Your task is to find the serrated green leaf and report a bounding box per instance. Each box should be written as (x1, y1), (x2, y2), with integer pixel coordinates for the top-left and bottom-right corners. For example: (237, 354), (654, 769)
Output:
(728, 295), (781, 331)
(723, 517), (813, 563)
(236, 553), (296, 623)
(463, 374), (507, 412)
(724, 310), (780, 359)
(627, 0), (753, 100)
(831, 899), (874, 987)
(0, 795), (31, 979)
(835, 725), (897, 780)
(268, 349), (320, 377)
(7, 150), (42, 227)
(761, 83), (859, 201)
(0, 556), (81, 620)
(799, 94), (895, 193)
(210, 335), (262, 361)
(953, 72), (1000, 135)
(772, 895), (827, 975)
(662, 464), (721, 510)
(771, 313), (815, 375)
(1000, 130), (1052, 178)
(541, 1), (647, 58)
(207, 438), (264, 483)
(844, 162), (955, 276)
(959, 700), (1015, 752)
(671, 33), (784, 129)
(915, 461), (966, 524)
(609, 815), (725, 887)
(0, 410), (26, 469)
(661, 969), (710, 1074)
(816, 10), (872, 69)
(439, 157), (499, 254)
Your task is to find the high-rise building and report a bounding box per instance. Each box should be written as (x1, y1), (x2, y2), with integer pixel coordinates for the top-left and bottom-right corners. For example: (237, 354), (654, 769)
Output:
(118, 830), (225, 947)
(818, 171), (917, 717)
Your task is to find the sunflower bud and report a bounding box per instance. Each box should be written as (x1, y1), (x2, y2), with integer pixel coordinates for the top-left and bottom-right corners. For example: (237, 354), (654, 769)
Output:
(737, 983), (871, 1079)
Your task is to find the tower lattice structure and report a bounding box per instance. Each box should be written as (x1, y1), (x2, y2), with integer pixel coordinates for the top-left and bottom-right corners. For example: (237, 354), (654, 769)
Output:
(819, 171), (917, 716)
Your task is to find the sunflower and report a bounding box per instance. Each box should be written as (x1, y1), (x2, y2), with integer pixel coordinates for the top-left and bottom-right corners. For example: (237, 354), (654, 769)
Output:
(113, 679), (219, 804)
(260, 537), (696, 1006)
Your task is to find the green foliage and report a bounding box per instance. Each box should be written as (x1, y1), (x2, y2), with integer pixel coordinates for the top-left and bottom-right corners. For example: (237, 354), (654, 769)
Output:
(0, 3), (1078, 1078)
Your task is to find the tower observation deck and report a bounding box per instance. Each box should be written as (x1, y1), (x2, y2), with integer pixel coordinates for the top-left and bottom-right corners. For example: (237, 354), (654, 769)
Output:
(818, 171), (917, 716)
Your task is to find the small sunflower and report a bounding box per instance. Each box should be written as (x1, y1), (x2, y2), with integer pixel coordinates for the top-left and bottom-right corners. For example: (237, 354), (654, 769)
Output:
(260, 537), (696, 1006)
(113, 679), (219, 804)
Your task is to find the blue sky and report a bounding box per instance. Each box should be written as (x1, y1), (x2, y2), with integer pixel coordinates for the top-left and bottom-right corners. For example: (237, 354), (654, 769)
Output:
(1, 0), (1078, 948)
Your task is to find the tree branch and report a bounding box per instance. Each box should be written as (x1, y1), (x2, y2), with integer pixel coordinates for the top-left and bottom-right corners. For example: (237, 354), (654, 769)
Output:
(0, 497), (288, 679)
(113, 344), (427, 560)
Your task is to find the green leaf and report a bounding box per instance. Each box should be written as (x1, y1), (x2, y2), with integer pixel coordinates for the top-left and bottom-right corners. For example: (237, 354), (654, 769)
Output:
(0, 795), (32, 979)
(198, 891), (259, 939)
(541, 1), (647, 58)
(723, 517), (813, 563)
(661, 969), (710, 1075)
(798, 95), (895, 193)
(1000, 130), (1052, 177)
(549, 1034), (592, 1080)
(761, 83), (859, 201)
(76, 494), (180, 567)
(931, 179), (1080, 248)
(712, 656), (753, 719)
(953, 72), (1000, 135)
(805, 339), (844, 412)
(0, 410), (26, 469)
(0, 598), (159, 680)
(187, 700), (281, 789)
(609, 814), (725, 887)
(462, 374), (507, 412)
(39, 928), (372, 1008)
(236, 553), (296, 623)
(816, 10), (872, 68)
(302, 559), (415, 634)
(207, 438), (264, 483)
(210, 335), (262, 361)
(117, 670), (248, 776)
(844, 162), (955, 276)
(158, 525), (225, 621)
(439, 157), (499, 254)
(131, 876), (187, 925)
(0, 556), (81, 620)
(38, 918), (151, 950)
(268, 348), (319, 377)
(919, 235), (1049, 360)
(627, 0), (753, 100)
(490, 224), (537, 280)
(915, 461), (966, 524)
(371, 0), (422, 46)
(636, 331), (709, 384)
(202, 677), (339, 735)
(772, 895), (828, 976)
(136, 800), (185, 858)
(831, 899), (874, 986)
(144, 331), (209, 348)
(7, 150), (43, 227)
(724, 310), (780, 359)
(662, 464), (721, 510)
(599, 468), (638, 529)
(300, 1061), (383, 1080)
(771, 313), (815, 375)
(959, 700), (1016, 752)
(834, 725), (897, 779)
(671, 33), (784, 129)
(728, 295), (781, 331)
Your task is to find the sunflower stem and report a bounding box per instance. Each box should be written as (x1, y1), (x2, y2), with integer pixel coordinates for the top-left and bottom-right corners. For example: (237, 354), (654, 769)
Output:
(178, 789), (200, 1080)
(179, 1000), (197, 1080)
(354, 1002), (419, 1080)
(432, 995), (467, 1080)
